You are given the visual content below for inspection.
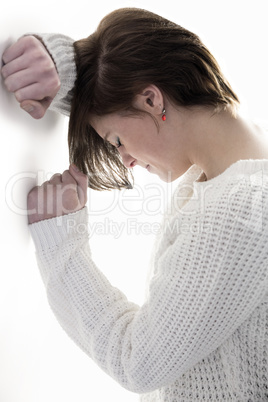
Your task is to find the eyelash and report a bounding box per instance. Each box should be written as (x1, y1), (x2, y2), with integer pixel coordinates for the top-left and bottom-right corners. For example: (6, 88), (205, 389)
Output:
(115, 137), (122, 148)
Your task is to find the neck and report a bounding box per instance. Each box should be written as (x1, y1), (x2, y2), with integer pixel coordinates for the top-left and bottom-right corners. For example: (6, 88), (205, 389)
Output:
(184, 106), (268, 180)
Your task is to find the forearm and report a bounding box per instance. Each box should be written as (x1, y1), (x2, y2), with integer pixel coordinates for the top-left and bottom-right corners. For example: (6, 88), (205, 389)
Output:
(29, 208), (143, 391)
(29, 184), (268, 393)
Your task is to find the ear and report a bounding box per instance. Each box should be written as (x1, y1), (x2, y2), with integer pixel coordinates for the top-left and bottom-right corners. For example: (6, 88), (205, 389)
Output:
(135, 85), (164, 116)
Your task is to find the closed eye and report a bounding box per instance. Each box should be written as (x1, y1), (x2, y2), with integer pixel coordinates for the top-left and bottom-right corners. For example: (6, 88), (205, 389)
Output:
(115, 137), (122, 148)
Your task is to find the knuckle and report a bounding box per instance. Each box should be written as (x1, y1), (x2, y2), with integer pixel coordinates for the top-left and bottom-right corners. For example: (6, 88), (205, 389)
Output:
(45, 80), (57, 94)
(52, 75), (61, 90)
(23, 35), (35, 46)
(27, 185), (39, 200)
(3, 75), (12, 90)
(62, 170), (69, 177)
(29, 48), (44, 65)
(63, 170), (75, 183)
(50, 173), (61, 182)
(3, 78), (11, 92)
(24, 35), (40, 50)
(2, 53), (8, 65)
(15, 90), (23, 102)
(44, 69), (60, 90)
(2, 45), (13, 64)
(27, 47), (49, 68)
(1, 66), (8, 79)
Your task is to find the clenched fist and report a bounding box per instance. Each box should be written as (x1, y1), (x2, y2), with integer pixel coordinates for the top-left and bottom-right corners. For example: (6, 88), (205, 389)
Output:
(27, 165), (88, 224)
(1, 35), (60, 119)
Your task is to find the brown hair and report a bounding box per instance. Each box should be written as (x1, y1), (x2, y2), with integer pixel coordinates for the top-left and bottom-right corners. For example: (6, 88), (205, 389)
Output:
(68, 7), (239, 190)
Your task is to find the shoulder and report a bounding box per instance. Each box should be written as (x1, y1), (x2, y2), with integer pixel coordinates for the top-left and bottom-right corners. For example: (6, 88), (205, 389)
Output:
(163, 160), (268, 242)
(196, 159), (268, 211)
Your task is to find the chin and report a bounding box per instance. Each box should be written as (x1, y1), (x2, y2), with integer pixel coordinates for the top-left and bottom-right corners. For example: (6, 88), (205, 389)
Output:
(157, 171), (175, 183)
(148, 166), (179, 182)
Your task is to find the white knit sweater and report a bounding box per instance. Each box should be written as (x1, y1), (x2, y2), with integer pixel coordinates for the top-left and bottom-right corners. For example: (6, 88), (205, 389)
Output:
(29, 34), (268, 401)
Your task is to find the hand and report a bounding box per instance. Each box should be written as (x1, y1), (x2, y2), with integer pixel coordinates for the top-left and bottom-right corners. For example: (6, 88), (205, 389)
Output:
(1, 35), (60, 119)
(27, 165), (88, 224)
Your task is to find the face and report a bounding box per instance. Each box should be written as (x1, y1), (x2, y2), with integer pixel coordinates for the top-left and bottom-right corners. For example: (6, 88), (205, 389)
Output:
(91, 112), (183, 182)
(91, 85), (193, 182)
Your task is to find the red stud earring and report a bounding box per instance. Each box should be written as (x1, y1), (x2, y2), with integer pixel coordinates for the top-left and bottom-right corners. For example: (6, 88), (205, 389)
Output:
(162, 108), (166, 121)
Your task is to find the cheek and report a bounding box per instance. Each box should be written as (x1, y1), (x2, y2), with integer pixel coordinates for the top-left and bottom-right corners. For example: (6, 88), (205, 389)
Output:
(122, 118), (160, 155)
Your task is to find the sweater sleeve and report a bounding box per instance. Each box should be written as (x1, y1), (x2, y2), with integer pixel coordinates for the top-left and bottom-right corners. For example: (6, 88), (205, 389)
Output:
(29, 176), (268, 393)
(34, 33), (77, 116)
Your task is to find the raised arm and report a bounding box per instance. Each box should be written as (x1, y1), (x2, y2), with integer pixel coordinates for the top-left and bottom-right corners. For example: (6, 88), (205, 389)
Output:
(28, 163), (268, 393)
(1, 34), (76, 118)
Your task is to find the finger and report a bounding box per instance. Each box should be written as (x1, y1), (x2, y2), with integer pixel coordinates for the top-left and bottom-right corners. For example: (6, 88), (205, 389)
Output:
(2, 41), (24, 64)
(4, 69), (38, 93)
(4, 66), (58, 94)
(13, 71), (60, 102)
(14, 82), (55, 103)
(62, 170), (77, 185)
(20, 98), (53, 119)
(1, 55), (28, 79)
(47, 173), (62, 185)
(69, 164), (88, 204)
(2, 36), (40, 65)
(27, 185), (39, 208)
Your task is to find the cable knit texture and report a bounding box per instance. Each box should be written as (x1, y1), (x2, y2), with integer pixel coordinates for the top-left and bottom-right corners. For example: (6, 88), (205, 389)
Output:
(29, 160), (268, 401)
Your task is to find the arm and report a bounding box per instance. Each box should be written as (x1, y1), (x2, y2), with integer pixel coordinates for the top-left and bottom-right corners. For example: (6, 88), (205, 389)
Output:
(1, 34), (76, 118)
(35, 33), (76, 115)
(28, 167), (268, 393)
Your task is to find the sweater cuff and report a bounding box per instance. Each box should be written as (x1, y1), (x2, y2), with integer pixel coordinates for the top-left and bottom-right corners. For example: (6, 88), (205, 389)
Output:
(29, 207), (89, 253)
(33, 33), (77, 116)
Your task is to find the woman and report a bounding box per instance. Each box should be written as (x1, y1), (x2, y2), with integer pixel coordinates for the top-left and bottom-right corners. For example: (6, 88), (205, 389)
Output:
(2, 8), (268, 401)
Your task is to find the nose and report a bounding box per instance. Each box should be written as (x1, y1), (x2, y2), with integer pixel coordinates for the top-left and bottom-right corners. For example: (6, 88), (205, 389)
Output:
(118, 148), (137, 168)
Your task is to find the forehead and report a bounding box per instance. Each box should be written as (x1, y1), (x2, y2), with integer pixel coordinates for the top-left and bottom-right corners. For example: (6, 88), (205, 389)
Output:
(90, 114), (113, 140)
(91, 113), (133, 140)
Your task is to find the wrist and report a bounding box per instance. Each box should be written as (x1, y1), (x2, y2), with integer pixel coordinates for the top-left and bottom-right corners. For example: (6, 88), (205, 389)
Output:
(29, 207), (89, 251)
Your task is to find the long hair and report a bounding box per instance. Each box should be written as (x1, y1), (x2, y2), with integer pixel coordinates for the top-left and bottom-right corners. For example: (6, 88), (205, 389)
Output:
(68, 7), (239, 190)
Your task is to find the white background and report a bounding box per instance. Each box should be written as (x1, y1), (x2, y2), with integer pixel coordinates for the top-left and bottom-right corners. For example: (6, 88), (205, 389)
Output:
(1, 1), (267, 401)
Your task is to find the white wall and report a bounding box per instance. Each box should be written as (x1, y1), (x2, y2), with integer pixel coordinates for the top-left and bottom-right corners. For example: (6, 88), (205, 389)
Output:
(1, 1), (267, 401)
